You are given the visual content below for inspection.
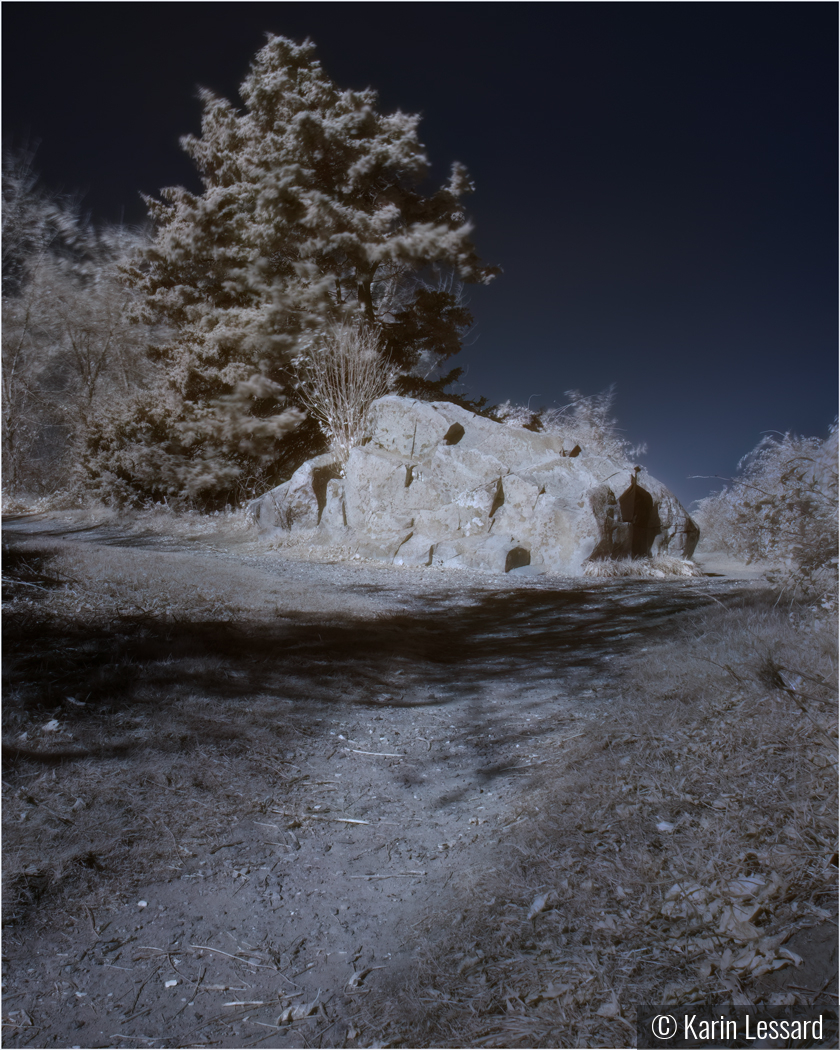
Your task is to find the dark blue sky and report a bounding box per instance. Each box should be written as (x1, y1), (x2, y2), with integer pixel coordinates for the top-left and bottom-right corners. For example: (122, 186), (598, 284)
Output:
(4, 3), (837, 508)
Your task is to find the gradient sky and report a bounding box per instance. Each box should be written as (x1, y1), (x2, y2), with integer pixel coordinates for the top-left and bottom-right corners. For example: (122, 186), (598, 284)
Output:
(4, 3), (837, 508)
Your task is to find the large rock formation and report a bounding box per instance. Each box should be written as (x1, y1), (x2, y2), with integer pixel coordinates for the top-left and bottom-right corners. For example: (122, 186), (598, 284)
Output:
(248, 396), (699, 574)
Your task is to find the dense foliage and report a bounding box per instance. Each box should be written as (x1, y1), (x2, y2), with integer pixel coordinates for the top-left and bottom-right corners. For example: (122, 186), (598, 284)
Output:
(104, 34), (498, 506)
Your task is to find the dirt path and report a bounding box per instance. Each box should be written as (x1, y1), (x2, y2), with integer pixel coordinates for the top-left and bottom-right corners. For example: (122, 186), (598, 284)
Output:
(2, 516), (758, 1049)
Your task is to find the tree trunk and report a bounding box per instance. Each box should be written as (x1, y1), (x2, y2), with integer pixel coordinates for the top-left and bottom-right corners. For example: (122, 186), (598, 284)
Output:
(356, 264), (378, 325)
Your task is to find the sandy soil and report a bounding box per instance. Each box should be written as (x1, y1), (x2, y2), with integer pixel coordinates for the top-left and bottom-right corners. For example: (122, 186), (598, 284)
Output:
(1, 516), (796, 1048)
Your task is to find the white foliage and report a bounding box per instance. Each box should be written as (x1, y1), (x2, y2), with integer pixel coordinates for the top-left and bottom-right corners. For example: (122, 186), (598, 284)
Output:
(695, 425), (838, 599)
(493, 386), (645, 463)
(2, 151), (155, 496)
(139, 35), (496, 362)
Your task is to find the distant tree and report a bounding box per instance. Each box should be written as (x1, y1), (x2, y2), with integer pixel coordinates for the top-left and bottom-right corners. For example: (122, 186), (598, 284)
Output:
(1, 146), (84, 298)
(116, 34), (498, 506)
(2, 149), (154, 497)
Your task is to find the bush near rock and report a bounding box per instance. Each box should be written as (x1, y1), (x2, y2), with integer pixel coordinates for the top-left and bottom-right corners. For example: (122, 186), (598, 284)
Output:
(248, 396), (699, 574)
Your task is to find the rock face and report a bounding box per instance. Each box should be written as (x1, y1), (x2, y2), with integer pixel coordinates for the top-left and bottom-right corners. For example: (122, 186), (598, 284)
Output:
(248, 396), (699, 574)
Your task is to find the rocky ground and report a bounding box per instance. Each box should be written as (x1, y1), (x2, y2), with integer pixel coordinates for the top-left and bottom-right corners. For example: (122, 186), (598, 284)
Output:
(2, 514), (835, 1049)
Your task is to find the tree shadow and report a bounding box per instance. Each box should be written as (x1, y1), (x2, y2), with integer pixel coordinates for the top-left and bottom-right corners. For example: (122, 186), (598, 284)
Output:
(3, 568), (756, 757)
(2, 522), (763, 778)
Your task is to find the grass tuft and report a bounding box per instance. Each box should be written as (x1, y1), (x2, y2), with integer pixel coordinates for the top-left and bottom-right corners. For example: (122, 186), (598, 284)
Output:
(583, 555), (704, 579)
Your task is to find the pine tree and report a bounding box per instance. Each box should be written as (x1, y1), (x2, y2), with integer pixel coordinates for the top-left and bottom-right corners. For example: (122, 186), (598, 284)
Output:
(118, 34), (498, 506)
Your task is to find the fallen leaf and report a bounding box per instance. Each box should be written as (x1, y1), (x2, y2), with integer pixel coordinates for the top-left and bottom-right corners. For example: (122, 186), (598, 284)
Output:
(592, 913), (617, 935)
(278, 996), (321, 1023)
(722, 876), (766, 898)
(527, 892), (552, 920)
(717, 906), (761, 942)
(596, 991), (622, 1017)
(456, 955), (483, 974)
(347, 965), (385, 989)
(526, 981), (571, 1004)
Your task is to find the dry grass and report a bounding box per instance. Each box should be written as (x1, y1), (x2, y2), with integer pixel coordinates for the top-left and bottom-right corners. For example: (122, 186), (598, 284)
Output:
(1, 580), (309, 927)
(263, 525), (371, 565)
(120, 503), (253, 542)
(2, 675), (313, 936)
(583, 555), (704, 579)
(3, 541), (256, 625)
(366, 598), (838, 1047)
(2, 492), (252, 539)
(2, 697), (297, 926)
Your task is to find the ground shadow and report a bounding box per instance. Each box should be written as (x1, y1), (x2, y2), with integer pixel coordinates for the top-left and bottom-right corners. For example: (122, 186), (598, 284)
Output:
(3, 538), (761, 773)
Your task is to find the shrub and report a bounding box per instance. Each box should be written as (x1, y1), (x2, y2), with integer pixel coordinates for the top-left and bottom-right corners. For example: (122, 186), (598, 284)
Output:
(695, 425), (838, 601)
(492, 386), (646, 463)
(291, 324), (392, 467)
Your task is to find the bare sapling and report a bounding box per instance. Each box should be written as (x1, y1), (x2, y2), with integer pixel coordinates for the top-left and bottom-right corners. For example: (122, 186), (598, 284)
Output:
(292, 324), (392, 468)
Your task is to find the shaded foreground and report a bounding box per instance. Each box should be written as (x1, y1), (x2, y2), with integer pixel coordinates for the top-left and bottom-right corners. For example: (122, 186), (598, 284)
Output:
(2, 514), (837, 1048)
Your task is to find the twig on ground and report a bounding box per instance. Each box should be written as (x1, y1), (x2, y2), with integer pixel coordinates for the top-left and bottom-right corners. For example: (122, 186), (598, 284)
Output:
(349, 872), (426, 880)
(207, 839), (244, 856)
(124, 966), (159, 1018)
(189, 945), (275, 969)
(346, 748), (403, 757)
